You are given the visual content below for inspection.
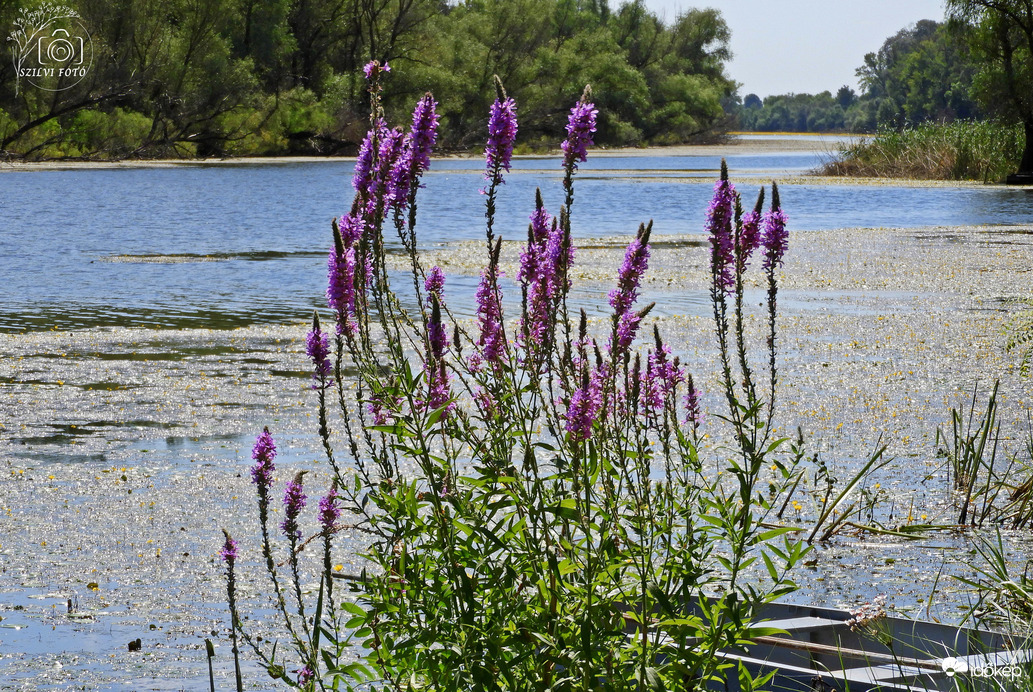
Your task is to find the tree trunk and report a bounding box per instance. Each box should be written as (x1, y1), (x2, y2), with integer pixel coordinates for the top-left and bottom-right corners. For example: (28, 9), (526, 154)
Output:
(1021, 120), (1033, 174)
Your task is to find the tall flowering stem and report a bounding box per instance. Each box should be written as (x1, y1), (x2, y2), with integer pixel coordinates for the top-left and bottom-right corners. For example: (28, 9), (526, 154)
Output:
(707, 161), (742, 431)
(733, 188), (766, 412)
(608, 221), (652, 362)
(482, 77), (518, 247)
(220, 530), (244, 692)
(561, 86), (598, 215)
(473, 238), (506, 368)
(281, 471), (310, 641)
(762, 182), (789, 433)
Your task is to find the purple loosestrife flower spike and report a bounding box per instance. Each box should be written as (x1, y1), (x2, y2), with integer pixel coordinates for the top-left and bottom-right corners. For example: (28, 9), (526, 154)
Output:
(306, 312), (333, 387)
(684, 373), (703, 429)
(608, 223), (651, 354)
(707, 160), (737, 293)
(250, 427), (276, 494)
(474, 268), (505, 366)
(353, 120), (386, 196)
(327, 219), (358, 336)
(296, 665), (315, 686)
(565, 366), (603, 441)
(375, 127), (406, 210)
(738, 187), (765, 267)
(609, 223), (651, 315)
(643, 342), (684, 414)
(219, 530), (238, 563)
(762, 183), (788, 270)
(484, 97), (518, 185)
(425, 265), (445, 299)
(561, 95), (598, 173)
(388, 95), (438, 209)
(318, 487), (340, 535)
(281, 471), (307, 541)
(473, 239), (505, 367)
(363, 60), (389, 80)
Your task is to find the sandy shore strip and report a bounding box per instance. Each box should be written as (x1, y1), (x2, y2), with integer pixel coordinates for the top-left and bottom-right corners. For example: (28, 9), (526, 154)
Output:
(1, 223), (1032, 688)
(0, 133), (853, 172)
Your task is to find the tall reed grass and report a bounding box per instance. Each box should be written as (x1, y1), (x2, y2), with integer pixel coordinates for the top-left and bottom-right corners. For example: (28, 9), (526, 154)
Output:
(819, 121), (1024, 182)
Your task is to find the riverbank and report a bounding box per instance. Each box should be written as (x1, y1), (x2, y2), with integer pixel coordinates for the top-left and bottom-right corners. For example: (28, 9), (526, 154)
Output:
(0, 133), (851, 171)
(1, 222), (1031, 689)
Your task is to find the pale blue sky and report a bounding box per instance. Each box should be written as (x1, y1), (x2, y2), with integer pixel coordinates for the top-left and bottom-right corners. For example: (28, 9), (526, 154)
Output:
(641, 0), (947, 97)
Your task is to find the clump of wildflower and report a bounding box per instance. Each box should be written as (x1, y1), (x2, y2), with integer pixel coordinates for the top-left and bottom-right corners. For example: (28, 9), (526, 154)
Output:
(281, 472), (307, 541)
(484, 97), (518, 185)
(762, 183), (788, 270)
(707, 160), (737, 293)
(250, 427), (276, 494)
(561, 96), (598, 174)
(318, 487), (341, 534)
(306, 312), (333, 387)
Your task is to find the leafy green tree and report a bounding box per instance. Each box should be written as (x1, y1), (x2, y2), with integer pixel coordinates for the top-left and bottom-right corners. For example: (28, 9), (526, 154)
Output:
(947, 0), (1033, 176)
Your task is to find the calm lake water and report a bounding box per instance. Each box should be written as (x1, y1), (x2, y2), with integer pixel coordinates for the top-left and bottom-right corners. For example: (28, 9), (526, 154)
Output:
(1, 150), (1031, 332)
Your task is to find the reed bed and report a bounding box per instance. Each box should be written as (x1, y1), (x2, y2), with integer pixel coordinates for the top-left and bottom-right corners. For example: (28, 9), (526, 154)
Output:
(819, 121), (1024, 182)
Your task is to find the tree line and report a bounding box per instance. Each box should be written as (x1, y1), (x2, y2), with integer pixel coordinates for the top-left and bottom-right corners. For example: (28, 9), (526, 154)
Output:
(0, 0), (735, 159)
(727, 19), (983, 134)
(726, 0), (1032, 178)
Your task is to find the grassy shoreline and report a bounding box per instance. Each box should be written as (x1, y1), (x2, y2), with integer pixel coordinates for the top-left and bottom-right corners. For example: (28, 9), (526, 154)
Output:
(818, 121), (1025, 182)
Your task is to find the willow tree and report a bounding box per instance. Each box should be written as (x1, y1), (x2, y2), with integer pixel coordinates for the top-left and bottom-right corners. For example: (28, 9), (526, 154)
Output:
(947, 0), (1033, 180)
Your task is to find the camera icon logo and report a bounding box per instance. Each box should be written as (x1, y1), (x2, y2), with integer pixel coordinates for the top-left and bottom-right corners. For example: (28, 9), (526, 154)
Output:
(37, 27), (85, 66)
(8, 6), (94, 94)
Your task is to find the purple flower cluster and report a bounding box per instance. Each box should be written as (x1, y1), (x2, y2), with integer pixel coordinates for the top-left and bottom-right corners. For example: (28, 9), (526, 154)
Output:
(707, 173), (737, 293)
(389, 94), (439, 209)
(561, 100), (598, 173)
(281, 472), (307, 541)
(608, 227), (651, 355)
(353, 120), (386, 197)
(250, 428), (276, 494)
(421, 267), (453, 415)
(219, 531), (238, 564)
(565, 377), (602, 441)
(642, 344), (684, 414)
(318, 487), (340, 534)
(296, 665), (315, 686)
(762, 206), (788, 271)
(362, 60), (390, 80)
(473, 265), (505, 367)
(738, 206), (762, 269)
(327, 214), (368, 337)
(306, 316), (333, 387)
(484, 97), (518, 185)
(425, 265), (445, 298)
(683, 374), (702, 429)
(517, 202), (574, 354)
